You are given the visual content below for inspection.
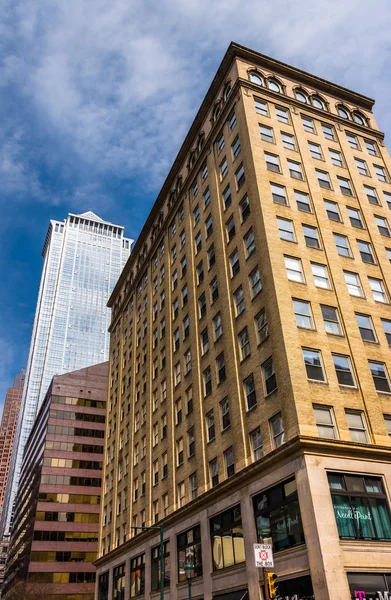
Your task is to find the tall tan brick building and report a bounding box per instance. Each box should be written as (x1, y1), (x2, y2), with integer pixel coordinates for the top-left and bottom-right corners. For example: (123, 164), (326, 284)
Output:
(96, 43), (391, 600)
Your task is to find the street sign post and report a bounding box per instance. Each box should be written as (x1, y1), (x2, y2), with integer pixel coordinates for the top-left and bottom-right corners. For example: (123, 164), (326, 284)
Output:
(253, 543), (274, 568)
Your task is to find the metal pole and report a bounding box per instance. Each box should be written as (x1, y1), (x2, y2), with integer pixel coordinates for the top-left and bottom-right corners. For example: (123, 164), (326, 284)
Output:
(264, 569), (270, 600)
(159, 525), (164, 600)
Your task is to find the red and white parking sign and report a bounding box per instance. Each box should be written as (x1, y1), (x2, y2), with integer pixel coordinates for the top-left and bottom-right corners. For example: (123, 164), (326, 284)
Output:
(253, 543), (274, 568)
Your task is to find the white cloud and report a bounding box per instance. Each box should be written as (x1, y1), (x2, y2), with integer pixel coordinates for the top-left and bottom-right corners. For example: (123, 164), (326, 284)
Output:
(1, 0), (391, 204)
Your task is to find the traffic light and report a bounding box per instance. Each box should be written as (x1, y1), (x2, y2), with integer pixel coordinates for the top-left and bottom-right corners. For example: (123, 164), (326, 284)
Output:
(267, 572), (279, 598)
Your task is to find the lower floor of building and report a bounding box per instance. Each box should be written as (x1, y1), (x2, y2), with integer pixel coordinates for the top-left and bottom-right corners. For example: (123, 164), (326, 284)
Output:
(95, 440), (391, 600)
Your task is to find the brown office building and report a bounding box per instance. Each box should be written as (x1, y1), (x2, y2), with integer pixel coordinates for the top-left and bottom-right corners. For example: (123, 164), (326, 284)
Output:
(0, 369), (25, 514)
(3, 362), (108, 600)
(96, 42), (391, 600)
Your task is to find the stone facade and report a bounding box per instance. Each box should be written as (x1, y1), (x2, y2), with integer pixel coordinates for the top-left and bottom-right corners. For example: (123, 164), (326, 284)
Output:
(96, 42), (391, 600)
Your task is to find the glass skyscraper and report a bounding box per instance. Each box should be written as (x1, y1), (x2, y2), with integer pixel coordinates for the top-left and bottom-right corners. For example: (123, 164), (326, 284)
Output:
(1, 211), (132, 536)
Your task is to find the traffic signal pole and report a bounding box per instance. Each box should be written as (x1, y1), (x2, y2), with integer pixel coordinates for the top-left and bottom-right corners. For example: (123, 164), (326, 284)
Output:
(264, 569), (270, 600)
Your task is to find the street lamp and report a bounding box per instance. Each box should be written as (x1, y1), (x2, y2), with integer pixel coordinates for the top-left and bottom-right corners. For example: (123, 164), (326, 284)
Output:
(185, 563), (194, 600)
(129, 525), (164, 600)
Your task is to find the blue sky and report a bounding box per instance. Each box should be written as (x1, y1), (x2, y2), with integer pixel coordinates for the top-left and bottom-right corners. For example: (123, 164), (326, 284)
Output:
(1, 0), (391, 405)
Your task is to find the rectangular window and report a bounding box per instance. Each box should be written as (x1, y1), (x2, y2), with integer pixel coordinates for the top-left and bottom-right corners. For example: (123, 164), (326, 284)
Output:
(303, 224), (321, 248)
(210, 458), (219, 487)
(275, 106), (289, 123)
(203, 367), (212, 396)
(381, 318), (391, 345)
(201, 328), (209, 355)
(357, 240), (375, 264)
(269, 412), (285, 449)
(374, 164), (387, 182)
(355, 157), (369, 176)
(271, 183), (287, 205)
(244, 374), (257, 410)
(249, 267), (262, 297)
(365, 140), (378, 156)
(356, 313), (377, 342)
(385, 416), (391, 437)
(250, 427), (263, 459)
(314, 405), (338, 439)
(255, 309), (268, 344)
(384, 191), (391, 208)
(332, 354), (355, 387)
(226, 216), (235, 241)
(344, 271), (363, 297)
(235, 164), (245, 188)
(240, 194), (250, 221)
(205, 214), (213, 238)
(347, 206), (364, 228)
(238, 327), (251, 360)
(228, 111), (237, 131)
(216, 352), (226, 383)
(255, 97), (268, 116)
(188, 428), (195, 457)
(190, 473), (198, 500)
(213, 312), (223, 340)
(220, 397), (231, 430)
(265, 152), (281, 173)
(345, 411), (369, 443)
(217, 132), (225, 152)
(316, 169), (332, 189)
(203, 187), (210, 208)
(333, 233), (352, 257)
(375, 215), (391, 237)
(176, 438), (184, 466)
(253, 477), (303, 551)
(308, 141), (322, 160)
(210, 277), (219, 302)
(177, 526), (202, 582)
(293, 299), (314, 329)
(224, 447), (235, 478)
(285, 256), (304, 283)
(199, 292), (206, 318)
(151, 542), (170, 591)
(130, 555), (145, 598)
(364, 185), (379, 205)
(338, 176), (353, 196)
(368, 277), (388, 303)
(288, 159), (303, 180)
(209, 505), (245, 571)
(277, 217), (295, 241)
(324, 200), (341, 221)
(322, 123), (335, 140)
(230, 250), (240, 277)
(244, 229), (256, 257)
(281, 131), (296, 150)
(302, 115), (315, 133)
(220, 158), (228, 179)
(303, 348), (325, 382)
(369, 361), (391, 393)
(329, 148), (343, 167)
(232, 135), (241, 158)
(321, 305), (342, 335)
(346, 132), (359, 149)
(260, 124), (274, 143)
(295, 190), (311, 212)
(207, 410), (215, 442)
(263, 357), (277, 395)
(328, 472), (391, 540)
(223, 185), (232, 209)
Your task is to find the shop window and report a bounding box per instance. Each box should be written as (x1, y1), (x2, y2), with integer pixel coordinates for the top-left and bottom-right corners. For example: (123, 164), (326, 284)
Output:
(151, 541), (170, 591)
(177, 525), (202, 582)
(328, 473), (391, 540)
(130, 554), (145, 597)
(253, 477), (305, 552)
(210, 505), (245, 570)
(113, 564), (125, 600)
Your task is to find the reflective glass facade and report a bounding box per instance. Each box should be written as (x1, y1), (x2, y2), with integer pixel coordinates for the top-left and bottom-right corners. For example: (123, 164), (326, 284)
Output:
(1, 212), (131, 537)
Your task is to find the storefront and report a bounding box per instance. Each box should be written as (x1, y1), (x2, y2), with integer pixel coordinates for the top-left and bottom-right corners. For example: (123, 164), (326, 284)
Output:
(347, 573), (391, 600)
(277, 575), (314, 600)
